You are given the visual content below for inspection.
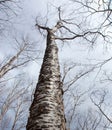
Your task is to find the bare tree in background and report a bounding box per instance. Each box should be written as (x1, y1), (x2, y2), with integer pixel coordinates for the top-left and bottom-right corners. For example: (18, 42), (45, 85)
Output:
(0, 80), (32, 130)
(0, 0), (20, 34)
(0, 0), (34, 129)
(0, 37), (39, 130)
(62, 63), (112, 130)
(90, 89), (112, 129)
(71, 0), (112, 44)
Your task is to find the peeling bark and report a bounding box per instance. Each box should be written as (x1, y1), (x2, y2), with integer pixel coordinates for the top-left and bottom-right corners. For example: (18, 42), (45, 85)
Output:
(26, 29), (66, 130)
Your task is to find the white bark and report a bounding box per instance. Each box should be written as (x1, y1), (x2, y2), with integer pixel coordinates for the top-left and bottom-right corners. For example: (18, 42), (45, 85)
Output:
(27, 28), (66, 130)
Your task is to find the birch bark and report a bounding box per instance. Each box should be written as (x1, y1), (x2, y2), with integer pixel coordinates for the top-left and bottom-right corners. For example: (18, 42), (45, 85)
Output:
(26, 26), (66, 130)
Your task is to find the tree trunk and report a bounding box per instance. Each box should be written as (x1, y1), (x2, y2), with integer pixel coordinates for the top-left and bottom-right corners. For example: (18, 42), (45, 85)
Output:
(26, 29), (66, 130)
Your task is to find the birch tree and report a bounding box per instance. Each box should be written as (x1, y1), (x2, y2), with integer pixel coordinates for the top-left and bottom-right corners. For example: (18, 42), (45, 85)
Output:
(26, 20), (67, 129)
(26, 4), (106, 129)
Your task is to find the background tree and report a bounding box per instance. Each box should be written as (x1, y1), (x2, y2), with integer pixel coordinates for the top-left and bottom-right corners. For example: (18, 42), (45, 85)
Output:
(0, 1), (40, 129)
(0, 37), (39, 130)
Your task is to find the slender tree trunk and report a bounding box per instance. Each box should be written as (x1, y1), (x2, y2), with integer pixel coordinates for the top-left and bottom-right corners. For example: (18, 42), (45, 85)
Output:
(26, 28), (66, 130)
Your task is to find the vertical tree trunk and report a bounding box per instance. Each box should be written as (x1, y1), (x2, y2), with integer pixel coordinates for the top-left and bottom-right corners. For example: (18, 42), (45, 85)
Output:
(26, 29), (66, 130)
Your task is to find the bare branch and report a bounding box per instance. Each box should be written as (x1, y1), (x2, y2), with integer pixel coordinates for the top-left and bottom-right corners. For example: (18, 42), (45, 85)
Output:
(90, 90), (112, 124)
(0, 42), (28, 78)
(55, 31), (106, 41)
